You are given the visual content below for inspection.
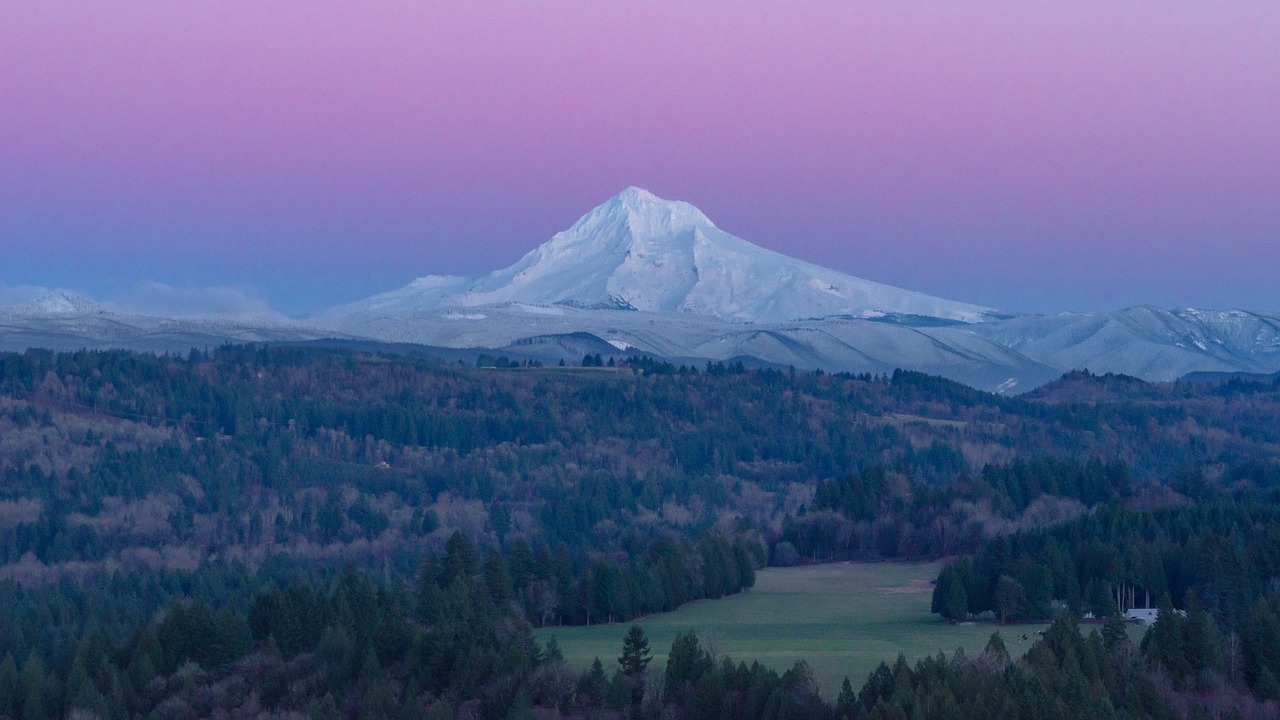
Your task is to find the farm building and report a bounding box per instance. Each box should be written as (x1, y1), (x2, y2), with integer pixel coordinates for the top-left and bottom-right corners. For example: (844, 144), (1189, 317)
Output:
(1124, 607), (1187, 625)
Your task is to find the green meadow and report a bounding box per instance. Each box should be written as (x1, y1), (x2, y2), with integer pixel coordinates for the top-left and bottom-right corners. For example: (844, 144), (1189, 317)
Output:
(535, 561), (1051, 698)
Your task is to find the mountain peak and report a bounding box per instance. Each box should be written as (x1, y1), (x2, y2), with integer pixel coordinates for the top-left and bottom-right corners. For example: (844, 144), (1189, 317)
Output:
(613, 186), (659, 203)
(573, 187), (716, 238)
(336, 187), (1000, 323)
(16, 290), (103, 315)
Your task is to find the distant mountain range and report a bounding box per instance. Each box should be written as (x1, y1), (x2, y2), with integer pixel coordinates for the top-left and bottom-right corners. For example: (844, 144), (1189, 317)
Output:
(4, 188), (1279, 392)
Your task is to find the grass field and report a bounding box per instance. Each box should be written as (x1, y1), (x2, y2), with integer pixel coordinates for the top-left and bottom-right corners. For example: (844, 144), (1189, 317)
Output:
(535, 561), (1053, 699)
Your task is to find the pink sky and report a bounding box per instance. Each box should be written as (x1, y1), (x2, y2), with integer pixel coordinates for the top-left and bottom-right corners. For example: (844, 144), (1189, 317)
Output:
(2, 2), (1278, 313)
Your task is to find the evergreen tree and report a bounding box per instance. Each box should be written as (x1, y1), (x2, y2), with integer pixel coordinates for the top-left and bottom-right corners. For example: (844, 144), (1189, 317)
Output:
(942, 574), (968, 621)
(836, 677), (857, 719)
(930, 566), (954, 617)
(309, 692), (341, 720)
(1144, 595), (1190, 688)
(983, 632), (1011, 667)
(541, 636), (564, 664)
(605, 670), (632, 711)
(442, 531), (477, 586)
(0, 654), (18, 720)
(994, 575), (1027, 623)
(65, 652), (102, 714)
(1101, 602), (1130, 652)
(1242, 598), (1280, 700)
(20, 653), (46, 720)
(1182, 591), (1220, 682)
(618, 625), (652, 712)
(665, 631), (711, 703)
(575, 657), (609, 706)
(618, 625), (652, 677)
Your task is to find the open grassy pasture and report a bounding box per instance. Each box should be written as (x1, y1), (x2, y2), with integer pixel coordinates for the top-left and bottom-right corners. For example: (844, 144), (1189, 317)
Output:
(535, 561), (1050, 698)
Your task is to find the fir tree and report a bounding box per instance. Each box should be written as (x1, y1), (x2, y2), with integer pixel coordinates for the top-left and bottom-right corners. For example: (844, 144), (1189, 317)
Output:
(836, 677), (857, 719)
(1101, 602), (1130, 652)
(618, 625), (651, 677)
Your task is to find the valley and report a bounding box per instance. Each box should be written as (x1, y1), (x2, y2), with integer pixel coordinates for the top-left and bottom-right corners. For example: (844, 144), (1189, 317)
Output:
(0, 346), (1277, 717)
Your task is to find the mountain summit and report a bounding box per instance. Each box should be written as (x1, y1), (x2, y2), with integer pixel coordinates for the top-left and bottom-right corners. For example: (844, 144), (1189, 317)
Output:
(3, 290), (104, 316)
(337, 187), (1001, 324)
(11, 189), (1279, 391)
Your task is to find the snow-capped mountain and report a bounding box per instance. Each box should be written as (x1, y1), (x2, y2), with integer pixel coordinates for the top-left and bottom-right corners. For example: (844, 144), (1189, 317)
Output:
(971, 306), (1280, 381)
(7, 189), (1280, 393)
(326, 187), (1003, 325)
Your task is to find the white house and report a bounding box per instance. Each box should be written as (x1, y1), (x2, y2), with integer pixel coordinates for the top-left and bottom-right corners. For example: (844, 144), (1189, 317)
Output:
(1124, 607), (1187, 625)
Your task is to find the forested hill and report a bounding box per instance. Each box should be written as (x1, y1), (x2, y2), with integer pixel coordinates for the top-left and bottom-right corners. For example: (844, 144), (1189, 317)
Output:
(1, 348), (1278, 587)
(2, 347), (1280, 717)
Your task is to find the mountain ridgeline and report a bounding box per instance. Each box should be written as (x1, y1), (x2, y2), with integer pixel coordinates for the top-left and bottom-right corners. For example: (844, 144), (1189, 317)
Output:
(5, 188), (1280, 391)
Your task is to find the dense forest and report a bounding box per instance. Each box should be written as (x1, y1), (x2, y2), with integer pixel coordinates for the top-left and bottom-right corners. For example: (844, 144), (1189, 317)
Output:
(1, 346), (1279, 718)
(930, 499), (1280, 707)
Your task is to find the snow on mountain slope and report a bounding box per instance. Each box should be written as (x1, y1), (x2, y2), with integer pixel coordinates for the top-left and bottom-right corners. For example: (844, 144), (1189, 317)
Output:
(13, 189), (1280, 390)
(1, 290), (105, 316)
(326, 187), (1002, 325)
(971, 306), (1280, 381)
(329, 275), (473, 316)
(0, 292), (349, 353)
(310, 301), (1056, 392)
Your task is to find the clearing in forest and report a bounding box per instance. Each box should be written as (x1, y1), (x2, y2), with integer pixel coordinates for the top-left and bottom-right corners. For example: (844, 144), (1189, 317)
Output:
(535, 560), (1048, 699)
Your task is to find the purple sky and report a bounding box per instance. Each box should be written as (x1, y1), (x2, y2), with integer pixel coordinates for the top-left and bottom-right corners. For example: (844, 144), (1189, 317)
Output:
(2, 2), (1278, 315)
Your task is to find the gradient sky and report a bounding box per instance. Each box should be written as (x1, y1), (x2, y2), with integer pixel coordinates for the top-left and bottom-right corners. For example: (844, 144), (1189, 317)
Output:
(2, 1), (1278, 315)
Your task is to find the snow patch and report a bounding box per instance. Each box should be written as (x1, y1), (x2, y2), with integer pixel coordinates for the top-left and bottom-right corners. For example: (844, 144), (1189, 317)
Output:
(514, 304), (564, 316)
(809, 278), (844, 296)
(14, 291), (103, 315)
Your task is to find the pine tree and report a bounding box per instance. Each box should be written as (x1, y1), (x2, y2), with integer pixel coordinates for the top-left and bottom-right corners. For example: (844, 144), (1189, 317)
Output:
(618, 625), (651, 677)
(618, 625), (652, 712)
(358, 644), (383, 694)
(65, 652), (101, 713)
(0, 654), (19, 720)
(442, 531), (477, 586)
(1182, 591), (1220, 680)
(309, 692), (341, 720)
(859, 662), (894, 711)
(994, 575), (1026, 624)
(20, 653), (46, 720)
(542, 636), (564, 664)
(943, 574), (968, 621)
(931, 566), (954, 617)
(1101, 602), (1130, 652)
(836, 677), (857, 719)
(575, 657), (609, 705)
(665, 631), (711, 703)
(983, 632), (1011, 667)
(1147, 595), (1190, 687)
(605, 669), (632, 711)
(1242, 599), (1280, 700)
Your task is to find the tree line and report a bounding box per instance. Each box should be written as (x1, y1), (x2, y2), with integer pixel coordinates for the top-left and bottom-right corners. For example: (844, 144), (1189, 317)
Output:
(932, 498), (1280, 704)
